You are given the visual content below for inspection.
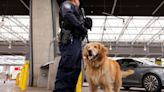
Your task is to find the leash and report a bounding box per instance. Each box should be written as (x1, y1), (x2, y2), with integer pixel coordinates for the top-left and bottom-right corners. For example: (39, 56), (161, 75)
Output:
(81, 8), (90, 43)
(85, 35), (90, 43)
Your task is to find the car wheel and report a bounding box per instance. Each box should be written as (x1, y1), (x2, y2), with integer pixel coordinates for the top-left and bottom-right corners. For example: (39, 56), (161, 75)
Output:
(123, 87), (130, 90)
(143, 74), (161, 92)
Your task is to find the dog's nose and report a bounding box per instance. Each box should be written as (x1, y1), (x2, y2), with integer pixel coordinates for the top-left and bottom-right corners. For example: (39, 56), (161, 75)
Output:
(88, 49), (92, 56)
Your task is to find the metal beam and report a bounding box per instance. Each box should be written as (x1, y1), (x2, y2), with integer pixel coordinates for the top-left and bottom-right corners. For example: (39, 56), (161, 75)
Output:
(131, 17), (159, 44)
(0, 41), (27, 55)
(1, 16), (28, 43)
(152, 0), (164, 15)
(0, 24), (10, 42)
(2, 26), (27, 43)
(88, 33), (159, 35)
(0, 34), (10, 42)
(84, 41), (163, 58)
(92, 26), (163, 28)
(116, 16), (133, 43)
(111, 0), (118, 14)
(147, 21), (164, 45)
(5, 16), (29, 33)
(19, 0), (30, 11)
(101, 16), (107, 41)
(102, 12), (124, 20)
(10, 16), (29, 31)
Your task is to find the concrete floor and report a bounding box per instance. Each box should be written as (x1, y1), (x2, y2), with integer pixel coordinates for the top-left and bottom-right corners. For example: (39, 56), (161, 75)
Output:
(0, 80), (164, 92)
(0, 80), (51, 92)
(82, 87), (148, 92)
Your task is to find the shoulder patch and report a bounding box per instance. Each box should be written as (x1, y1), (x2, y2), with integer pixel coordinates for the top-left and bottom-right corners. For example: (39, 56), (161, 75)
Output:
(64, 3), (71, 9)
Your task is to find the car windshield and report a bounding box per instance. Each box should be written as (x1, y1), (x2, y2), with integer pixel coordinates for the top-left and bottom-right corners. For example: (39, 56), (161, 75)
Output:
(133, 58), (159, 66)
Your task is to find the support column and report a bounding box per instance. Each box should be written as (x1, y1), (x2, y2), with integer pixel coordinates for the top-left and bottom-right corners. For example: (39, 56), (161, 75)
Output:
(32, 0), (54, 86)
(47, 0), (59, 90)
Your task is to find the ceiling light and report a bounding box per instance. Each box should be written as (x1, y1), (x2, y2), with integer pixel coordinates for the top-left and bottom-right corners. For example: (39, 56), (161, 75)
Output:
(8, 42), (12, 49)
(109, 45), (112, 50)
(144, 45), (147, 51)
(8, 44), (11, 49)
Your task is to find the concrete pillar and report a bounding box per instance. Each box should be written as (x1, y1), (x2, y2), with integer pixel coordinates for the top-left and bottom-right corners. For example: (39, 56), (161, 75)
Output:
(47, 0), (60, 90)
(32, 0), (54, 86)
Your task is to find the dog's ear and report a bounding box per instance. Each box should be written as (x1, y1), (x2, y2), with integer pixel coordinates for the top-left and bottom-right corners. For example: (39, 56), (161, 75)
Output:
(97, 43), (101, 50)
(97, 43), (108, 55)
(101, 44), (108, 54)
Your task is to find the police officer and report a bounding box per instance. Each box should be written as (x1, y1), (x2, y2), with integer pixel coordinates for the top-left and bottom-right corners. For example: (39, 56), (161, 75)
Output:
(53, 0), (90, 92)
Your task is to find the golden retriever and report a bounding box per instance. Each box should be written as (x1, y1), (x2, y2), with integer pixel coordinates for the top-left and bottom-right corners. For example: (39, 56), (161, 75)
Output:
(83, 42), (134, 92)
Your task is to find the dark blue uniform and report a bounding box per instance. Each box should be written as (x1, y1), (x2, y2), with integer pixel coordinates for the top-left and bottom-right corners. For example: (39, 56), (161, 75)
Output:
(53, 1), (87, 92)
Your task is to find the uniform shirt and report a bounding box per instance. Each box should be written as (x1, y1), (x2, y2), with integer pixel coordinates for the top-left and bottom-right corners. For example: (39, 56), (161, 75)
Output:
(59, 1), (87, 35)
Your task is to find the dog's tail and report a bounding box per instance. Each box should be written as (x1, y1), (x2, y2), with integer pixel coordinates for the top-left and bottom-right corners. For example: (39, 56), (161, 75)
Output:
(122, 70), (134, 78)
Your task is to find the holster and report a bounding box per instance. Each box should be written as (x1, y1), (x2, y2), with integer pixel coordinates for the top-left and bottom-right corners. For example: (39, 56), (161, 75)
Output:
(59, 28), (72, 44)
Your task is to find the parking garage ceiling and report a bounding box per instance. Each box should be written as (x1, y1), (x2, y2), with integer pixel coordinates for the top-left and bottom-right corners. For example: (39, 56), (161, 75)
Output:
(0, 0), (164, 16)
(58, 0), (164, 16)
(0, 0), (29, 15)
(1, 0), (164, 57)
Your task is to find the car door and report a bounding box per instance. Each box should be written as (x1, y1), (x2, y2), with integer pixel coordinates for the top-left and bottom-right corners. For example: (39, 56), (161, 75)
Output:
(121, 59), (141, 86)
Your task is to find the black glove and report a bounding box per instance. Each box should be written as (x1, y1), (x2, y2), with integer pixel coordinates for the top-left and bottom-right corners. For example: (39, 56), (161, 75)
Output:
(81, 27), (88, 40)
(81, 25), (88, 35)
(84, 17), (92, 30)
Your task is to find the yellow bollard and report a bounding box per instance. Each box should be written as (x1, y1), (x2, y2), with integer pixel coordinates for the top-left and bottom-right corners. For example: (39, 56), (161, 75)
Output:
(16, 73), (20, 85)
(21, 61), (29, 91)
(76, 71), (82, 92)
(18, 73), (21, 88)
(19, 66), (24, 89)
